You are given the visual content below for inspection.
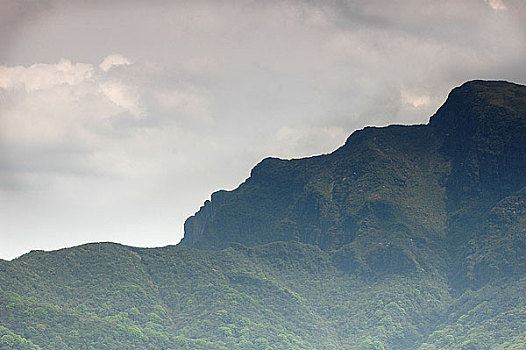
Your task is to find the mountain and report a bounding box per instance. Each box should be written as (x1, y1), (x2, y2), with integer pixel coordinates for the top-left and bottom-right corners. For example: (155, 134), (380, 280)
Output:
(182, 80), (526, 286)
(1, 80), (525, 350)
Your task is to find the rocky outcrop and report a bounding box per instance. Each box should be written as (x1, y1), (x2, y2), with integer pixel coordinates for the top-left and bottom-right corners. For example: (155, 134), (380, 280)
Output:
(180, 80), (526, 283)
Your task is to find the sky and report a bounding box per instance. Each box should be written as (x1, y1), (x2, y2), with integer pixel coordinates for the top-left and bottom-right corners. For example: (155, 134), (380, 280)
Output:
(1, 0), (525, 260)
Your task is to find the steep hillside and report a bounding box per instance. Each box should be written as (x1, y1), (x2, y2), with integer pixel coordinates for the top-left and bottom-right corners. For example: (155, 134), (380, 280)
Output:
(1, 80), (525, 350)
(181, 80), (526, 285)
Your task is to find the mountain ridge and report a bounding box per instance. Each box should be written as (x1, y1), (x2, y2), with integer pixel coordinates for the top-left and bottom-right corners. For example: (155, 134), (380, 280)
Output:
(180, 81), (526, 295)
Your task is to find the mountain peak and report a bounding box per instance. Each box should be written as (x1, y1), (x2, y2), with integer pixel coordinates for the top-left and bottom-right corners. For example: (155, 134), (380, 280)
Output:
(181, 81), (526, 257)
(429, 79), (526, 129)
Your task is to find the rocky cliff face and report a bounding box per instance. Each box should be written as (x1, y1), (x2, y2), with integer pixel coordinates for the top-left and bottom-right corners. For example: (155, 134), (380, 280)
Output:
(430, 80), (526, 238)
(181, 80), (526, 283)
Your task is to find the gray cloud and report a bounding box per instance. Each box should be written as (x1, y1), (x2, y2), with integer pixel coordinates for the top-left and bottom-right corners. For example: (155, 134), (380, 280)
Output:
(1, 0), (525, 259)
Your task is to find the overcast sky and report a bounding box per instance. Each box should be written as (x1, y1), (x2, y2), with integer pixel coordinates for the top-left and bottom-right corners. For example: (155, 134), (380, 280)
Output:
(1, 0), (525, 260)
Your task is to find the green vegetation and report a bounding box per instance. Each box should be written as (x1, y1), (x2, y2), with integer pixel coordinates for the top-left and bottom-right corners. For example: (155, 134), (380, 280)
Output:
(0, 242), (451, 349)
(1, 80), (525, 349)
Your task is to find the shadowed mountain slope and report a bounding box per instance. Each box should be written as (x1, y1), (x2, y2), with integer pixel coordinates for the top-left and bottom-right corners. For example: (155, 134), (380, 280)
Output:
(181, 80), (526, 285)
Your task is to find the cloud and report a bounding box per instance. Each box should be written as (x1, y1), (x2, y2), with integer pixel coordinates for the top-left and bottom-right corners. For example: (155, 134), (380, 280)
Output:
(0, 59), (94, 92)
(99, 54), (132, 72)
(0, 54), (212, 188)
(401, 90), (431, 108)
(99, 80), (141, 116)
(484, 0), (507, 11)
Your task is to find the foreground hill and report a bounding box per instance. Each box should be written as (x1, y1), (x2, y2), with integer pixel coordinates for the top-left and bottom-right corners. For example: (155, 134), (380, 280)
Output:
(1, 80), (525, 349)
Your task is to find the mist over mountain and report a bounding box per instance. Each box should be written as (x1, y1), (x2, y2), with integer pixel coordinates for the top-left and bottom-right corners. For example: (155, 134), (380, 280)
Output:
(1, 80), (525, 349)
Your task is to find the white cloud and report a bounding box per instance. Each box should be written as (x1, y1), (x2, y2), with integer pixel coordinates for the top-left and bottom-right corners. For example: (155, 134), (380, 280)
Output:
(0, 59), (94, 92)
(99, 80), (141, 116)
(401, 90), (431, 108)
(99, 54), (132, 72)
(0, 56), (211, 185)
(484, 0), (507, 11)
